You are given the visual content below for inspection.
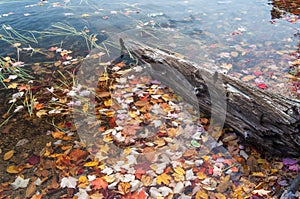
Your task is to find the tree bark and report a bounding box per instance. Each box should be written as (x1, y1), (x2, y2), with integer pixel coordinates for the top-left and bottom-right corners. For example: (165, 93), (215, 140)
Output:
(123, 40), (300, 157)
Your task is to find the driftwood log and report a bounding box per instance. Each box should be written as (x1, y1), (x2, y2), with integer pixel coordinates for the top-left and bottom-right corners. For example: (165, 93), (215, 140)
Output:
(122, 39), (300, 157)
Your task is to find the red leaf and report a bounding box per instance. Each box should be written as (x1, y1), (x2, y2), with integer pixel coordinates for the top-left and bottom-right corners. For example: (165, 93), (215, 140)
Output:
(257, 83), (268, 89)
(253, 71), (262, 76)
(26, 154), (40, 165)
(134, 167), (146, 179)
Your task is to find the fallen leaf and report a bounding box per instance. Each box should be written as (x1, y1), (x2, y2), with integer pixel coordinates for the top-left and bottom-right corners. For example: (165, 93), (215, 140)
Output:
(7, 165), (22, 174)
(3, 150), (14, 160)
(252, 189), (271, 196)
(83, 161), (99, 167)
(11, 176), (30, 189)
(196, 189), (208, 199)
(156, 173), (172, 185)
(69, 148), (88, 162)
(51, 131), (64, 139)
(215, 193), (226, 199)
(241, 75), (256, 82)
(257, 83), (268, 89)
(117, 182), (130, 195)
(25, 182), (36, 198)
(91, 178), (107, 190)
(60, 176), (78, 188)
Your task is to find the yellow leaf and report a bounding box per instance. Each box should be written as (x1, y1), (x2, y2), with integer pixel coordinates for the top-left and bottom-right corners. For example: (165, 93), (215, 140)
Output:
(103, 175), (115, 183)
(257, 159), (267, 164)
(196, 172), (207, 180)
(36, 110), (48, 118)
(103, 134), (113, 142)
(157, 173), (172, 185)
(196, 189), (208, 199)
(78, 175), (88, 184)
(100, 144), (110, 154)
(104, 99), (112, 107)
(141, 175), (152, 186)
(117, 182), (130, 195)
(251, 172), (265, 177)
(3, 150), (14, 161)
(172, 173), (185, 182)
(215, 193), (226, 199)
(98, 76), (109, 81)
(6, 165), (21, 174)
(84, 161), (99, 167)
(203, 156), (210, 161)
(174, 166), (185, 175)
(241, 75), (256, 82)
(8, 82), (18, 89)
(78, 175), (89, 188)
(83, 103), (89, 113)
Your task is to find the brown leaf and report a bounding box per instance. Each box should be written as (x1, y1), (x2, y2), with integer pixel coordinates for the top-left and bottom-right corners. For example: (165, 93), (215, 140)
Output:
(241, 75), (256, 82)
(69, 148), (88, 162)
(25, 183), (36, 198)
(183, 149), (196, 158)
(216, 175), (230, 193)
(134, 100), (149, 107)
(98, 91), (111, 98)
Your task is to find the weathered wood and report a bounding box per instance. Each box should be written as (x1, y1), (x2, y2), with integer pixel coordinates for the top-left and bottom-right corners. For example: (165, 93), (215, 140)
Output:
(123, 40), (300, 157)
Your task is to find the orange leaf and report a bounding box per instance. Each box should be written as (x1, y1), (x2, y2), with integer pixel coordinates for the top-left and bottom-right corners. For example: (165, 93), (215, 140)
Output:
(91, 178), (107, 190)
(51, 131), (64, 139)
(117, 182), (130, 195)
(69, 148), (88, 162)
(34, 103), (44, 110)
(18, 85), (28, 91)
(138, 190), (147, 199)
(135, 167), (146, 179)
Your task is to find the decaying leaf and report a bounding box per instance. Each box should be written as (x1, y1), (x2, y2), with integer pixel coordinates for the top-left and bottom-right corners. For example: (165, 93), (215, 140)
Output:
(3, 150), (14, 160)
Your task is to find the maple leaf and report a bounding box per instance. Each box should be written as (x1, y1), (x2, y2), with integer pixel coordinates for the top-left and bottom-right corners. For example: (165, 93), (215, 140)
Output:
(134, 167), (146, 179)
(252, 189), (271, 196)
(117, 182), (131, 195)
(60, 176), (78, 188)
(91, 178), (107, 190)
(11, 176), (30, 189)
(156, 173), (172, 185)
(69, 148), (88, 162)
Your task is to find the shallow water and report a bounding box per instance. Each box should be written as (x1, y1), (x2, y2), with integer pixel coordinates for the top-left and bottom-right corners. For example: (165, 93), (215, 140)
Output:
(0, 1), (299, 198)
(0, 0), (300, 97)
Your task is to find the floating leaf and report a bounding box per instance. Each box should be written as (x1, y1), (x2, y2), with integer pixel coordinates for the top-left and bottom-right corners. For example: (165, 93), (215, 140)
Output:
(257, 83), (268, 89)
(191, 140), (201, 147)
(241, 75), (256, 82)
